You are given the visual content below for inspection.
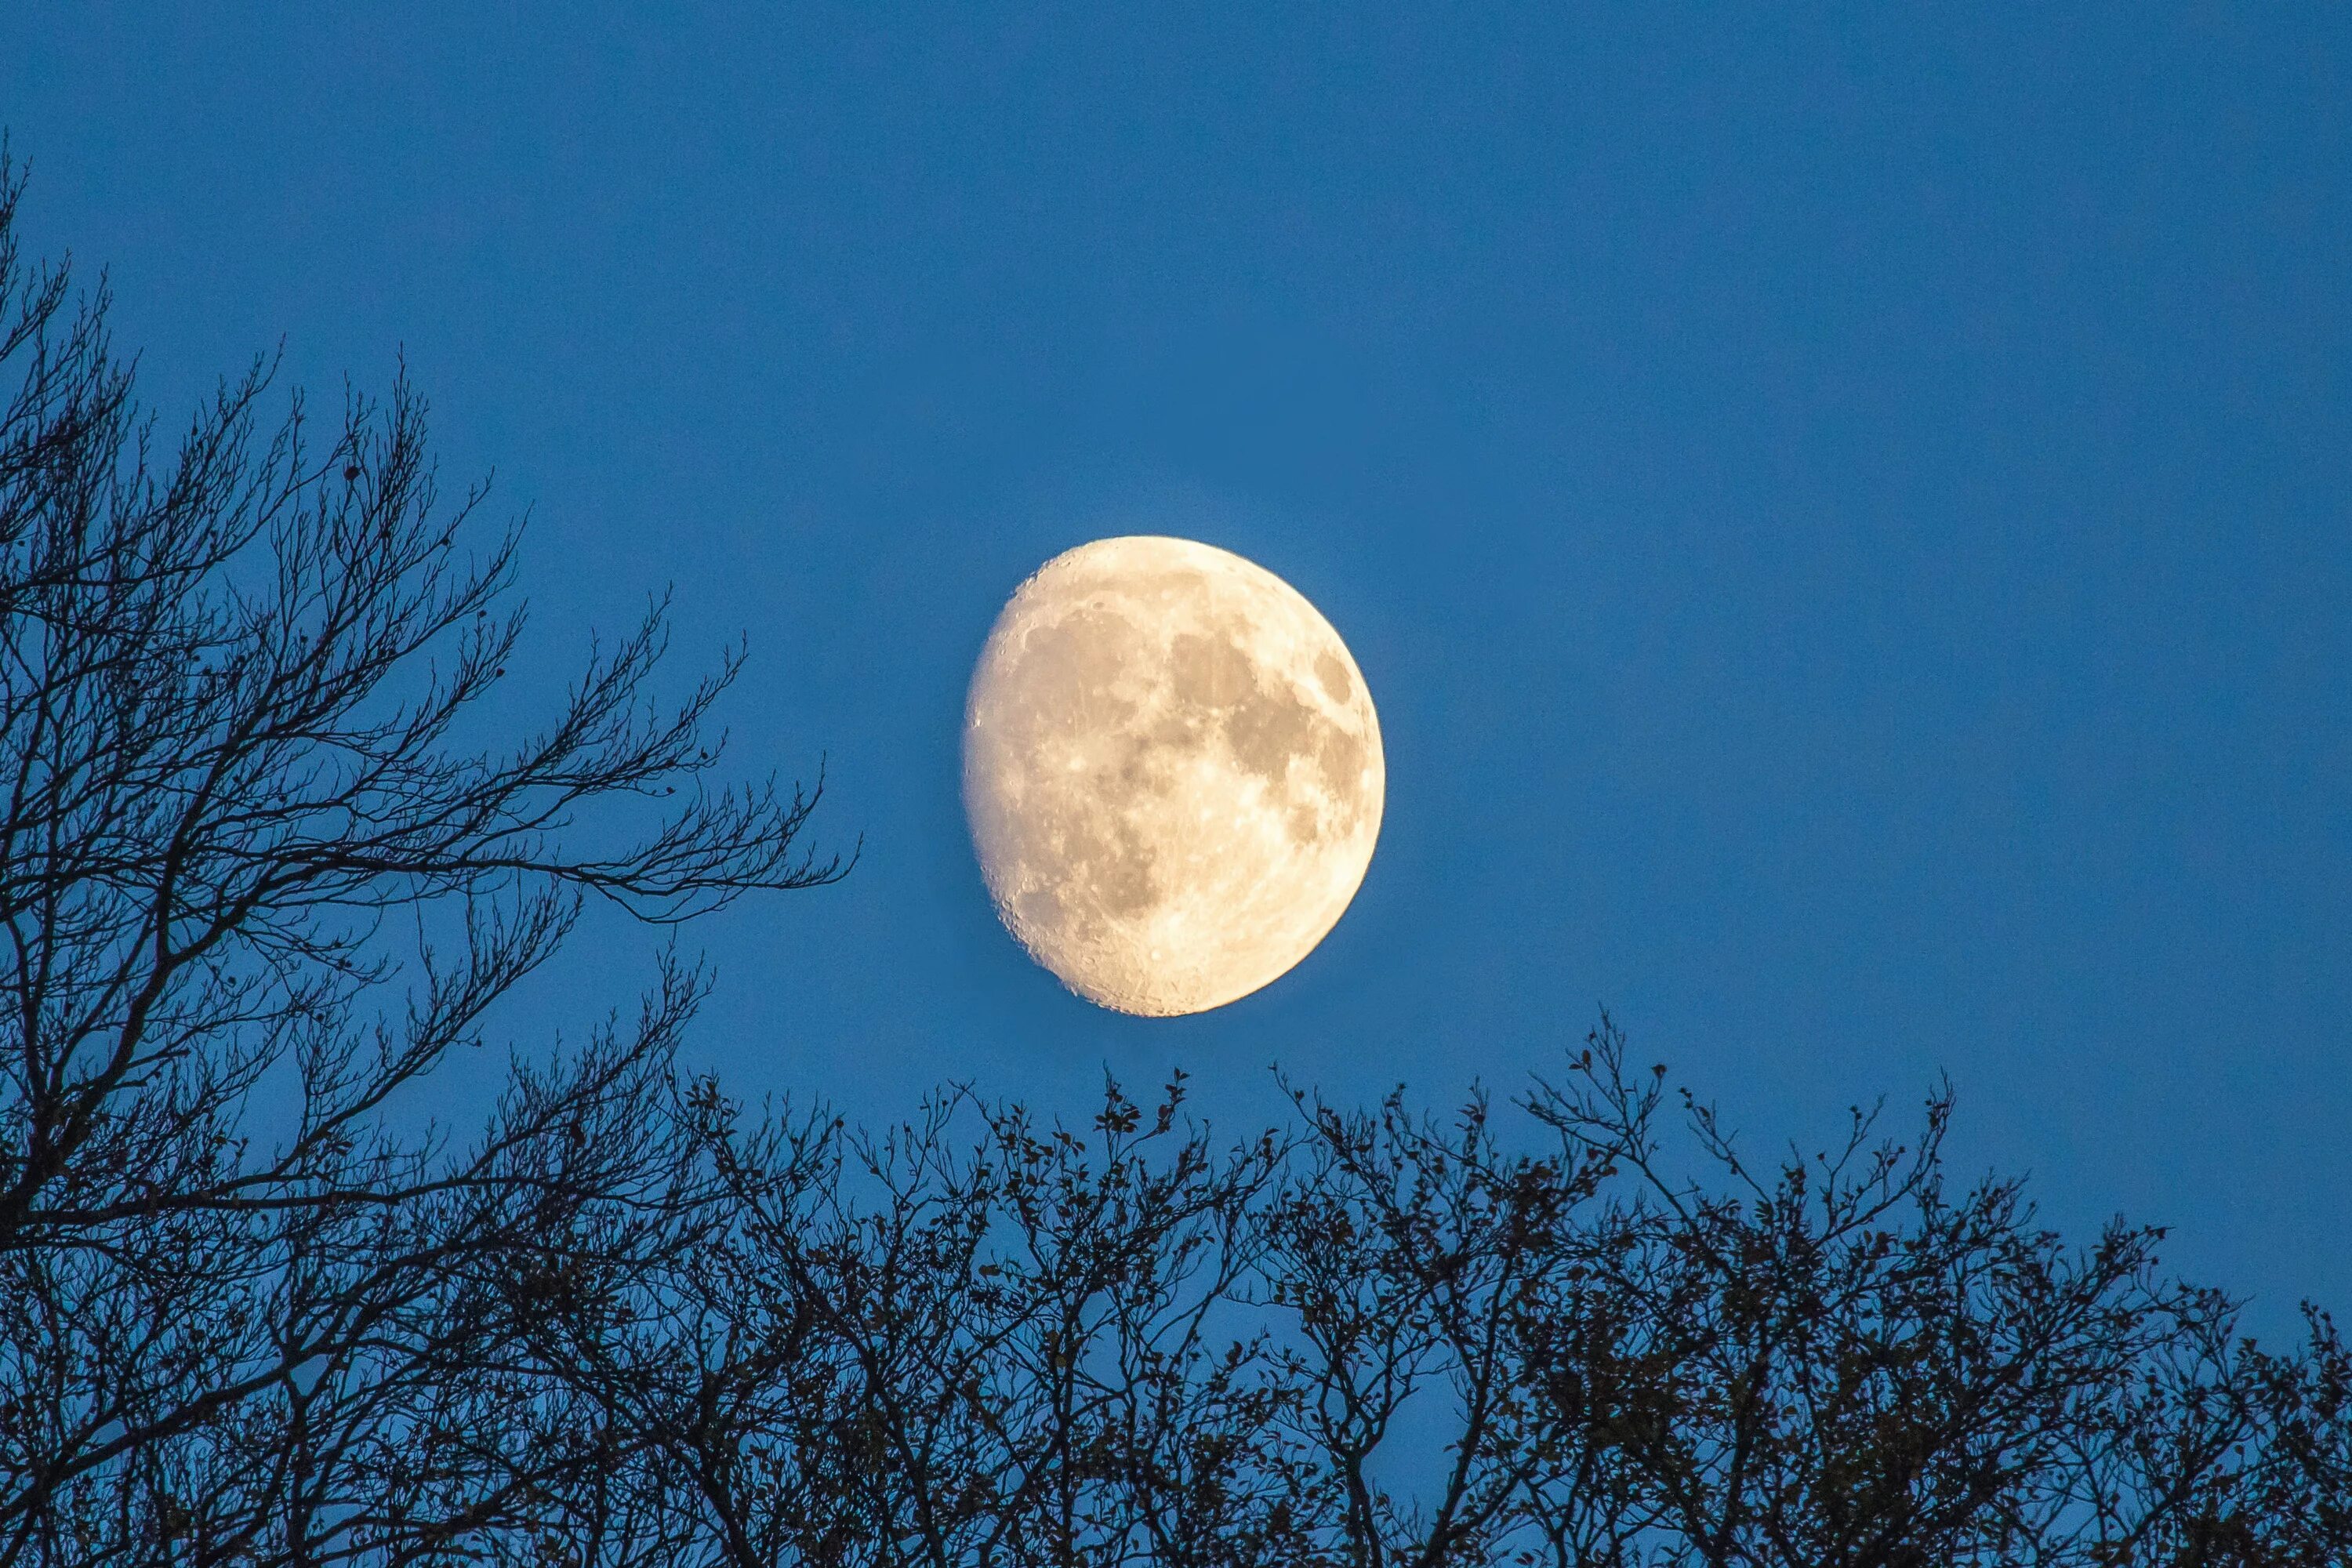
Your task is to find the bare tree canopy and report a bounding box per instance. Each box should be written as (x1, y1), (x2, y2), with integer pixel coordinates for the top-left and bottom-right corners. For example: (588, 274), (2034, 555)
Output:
(0, 154), (844, 1565)
(2, 162), (2346, 1568)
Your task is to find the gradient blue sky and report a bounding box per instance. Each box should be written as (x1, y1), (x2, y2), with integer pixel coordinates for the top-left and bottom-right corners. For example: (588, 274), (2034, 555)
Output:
(6, 5), (2347, 1330)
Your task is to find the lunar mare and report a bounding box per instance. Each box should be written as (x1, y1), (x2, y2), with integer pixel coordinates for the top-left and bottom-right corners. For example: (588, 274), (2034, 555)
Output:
(963, 535), (1385, 1016)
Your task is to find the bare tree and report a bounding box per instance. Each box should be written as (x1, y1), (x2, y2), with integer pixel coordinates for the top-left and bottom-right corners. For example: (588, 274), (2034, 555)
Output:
(1250, 1080), (1628, 1568)
(495, 1071), (1295, 1568)
(546, 1033), (2352, 1568)
(1515, 1018), (2352, 1568)
(0, 155), (843, 1566)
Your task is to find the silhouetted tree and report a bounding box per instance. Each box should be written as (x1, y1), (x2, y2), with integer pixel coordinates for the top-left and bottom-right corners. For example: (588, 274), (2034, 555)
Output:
(3, 160), (2346, 1567)
(1516, 1024), (2264, 1567)
(0, 156), (843, 1566)
(485, 1022), (2347, 1568)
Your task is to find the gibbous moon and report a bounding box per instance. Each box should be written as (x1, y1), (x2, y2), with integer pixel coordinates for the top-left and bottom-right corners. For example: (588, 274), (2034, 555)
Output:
(963, 535), (1384, 1016)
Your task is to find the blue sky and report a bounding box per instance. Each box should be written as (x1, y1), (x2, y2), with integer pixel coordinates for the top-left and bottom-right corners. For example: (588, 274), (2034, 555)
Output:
(6, 4), (2347, 1330)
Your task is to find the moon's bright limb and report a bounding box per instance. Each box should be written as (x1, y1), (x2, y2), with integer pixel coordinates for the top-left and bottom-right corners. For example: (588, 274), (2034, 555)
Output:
(963, 535), (1384, 1016)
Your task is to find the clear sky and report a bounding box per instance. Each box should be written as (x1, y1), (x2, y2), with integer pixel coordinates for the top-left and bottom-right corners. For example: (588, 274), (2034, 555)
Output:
(5, 5), (2347, 1330)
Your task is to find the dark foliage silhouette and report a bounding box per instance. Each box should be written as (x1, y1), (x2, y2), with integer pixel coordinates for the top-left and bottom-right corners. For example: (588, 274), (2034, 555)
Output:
(2, 163), (2346, 1566)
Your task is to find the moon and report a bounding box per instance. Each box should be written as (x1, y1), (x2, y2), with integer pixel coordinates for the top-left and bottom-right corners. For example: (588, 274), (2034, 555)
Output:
(962, 535), (1384, 1016)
